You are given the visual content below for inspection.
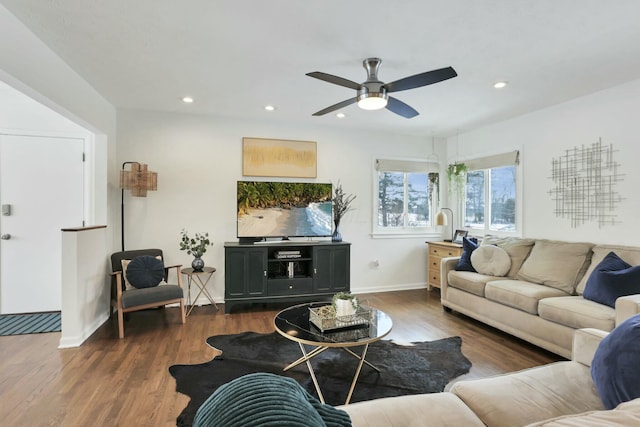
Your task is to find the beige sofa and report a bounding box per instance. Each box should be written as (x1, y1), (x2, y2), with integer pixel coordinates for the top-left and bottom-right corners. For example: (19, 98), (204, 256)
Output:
(439, 238), (640, 358)
(342, 328), (640, 426)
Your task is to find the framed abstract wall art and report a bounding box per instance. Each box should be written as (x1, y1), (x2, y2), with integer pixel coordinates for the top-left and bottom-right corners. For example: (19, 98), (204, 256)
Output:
(242, 137), (317, 178)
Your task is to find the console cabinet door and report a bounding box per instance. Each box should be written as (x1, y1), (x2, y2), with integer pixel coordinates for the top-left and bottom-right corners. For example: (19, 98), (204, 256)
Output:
(225, 247), (267, 297)
(313, 245), (350, 293)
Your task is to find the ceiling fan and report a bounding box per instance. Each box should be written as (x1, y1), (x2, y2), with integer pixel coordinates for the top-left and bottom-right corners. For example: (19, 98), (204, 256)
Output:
(306, 58), (457, 119)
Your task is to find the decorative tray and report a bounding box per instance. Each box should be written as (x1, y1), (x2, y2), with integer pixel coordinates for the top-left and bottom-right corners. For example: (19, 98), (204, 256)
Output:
(309, 304), (371, 332)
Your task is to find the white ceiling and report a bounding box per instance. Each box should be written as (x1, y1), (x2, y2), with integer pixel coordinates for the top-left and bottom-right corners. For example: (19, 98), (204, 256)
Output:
(3, 0), (640, 137)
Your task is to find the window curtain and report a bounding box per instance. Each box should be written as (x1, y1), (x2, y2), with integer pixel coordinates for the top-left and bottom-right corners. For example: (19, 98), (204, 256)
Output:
(375, 159), (440, 173)
(464, 150), (519, 171)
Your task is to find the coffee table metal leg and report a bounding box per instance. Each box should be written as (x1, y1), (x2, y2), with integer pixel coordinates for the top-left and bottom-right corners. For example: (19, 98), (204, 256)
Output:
(342, 347), (381, 372)
(297, 343), (325, 404)
(345, 343), (370, 405)
(283, 345), (328, 371)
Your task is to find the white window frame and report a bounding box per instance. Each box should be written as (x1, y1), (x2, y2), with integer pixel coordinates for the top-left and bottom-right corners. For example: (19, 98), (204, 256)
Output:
(372, 157), (442, 239)
(461, 150), (522, 237)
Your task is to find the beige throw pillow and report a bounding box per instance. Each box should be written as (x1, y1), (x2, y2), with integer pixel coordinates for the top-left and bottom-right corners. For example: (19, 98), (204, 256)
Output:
(516, 240), (593, 294)
(482, 236), (535, 277)
(471, 245), (511, 276)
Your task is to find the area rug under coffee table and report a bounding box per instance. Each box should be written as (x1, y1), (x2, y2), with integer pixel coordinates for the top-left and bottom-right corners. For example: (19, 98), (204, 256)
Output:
(169, 331), (471, 427)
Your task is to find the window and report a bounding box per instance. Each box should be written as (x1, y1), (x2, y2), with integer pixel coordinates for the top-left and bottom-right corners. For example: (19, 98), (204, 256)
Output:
(463, 151), (519, 234)
(374, 159), (439, 234)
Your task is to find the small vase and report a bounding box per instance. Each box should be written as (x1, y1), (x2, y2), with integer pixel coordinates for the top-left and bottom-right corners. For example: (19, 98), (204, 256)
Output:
(332, 220), (342, 242)
(334, 298), (357, 319)
(192, 256), (205, 272)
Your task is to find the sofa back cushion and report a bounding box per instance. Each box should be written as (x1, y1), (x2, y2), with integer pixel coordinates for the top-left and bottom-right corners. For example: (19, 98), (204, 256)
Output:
(576, 245), (640, 294)
(481, 236), (535, 278)
(516, 240), (593, 294)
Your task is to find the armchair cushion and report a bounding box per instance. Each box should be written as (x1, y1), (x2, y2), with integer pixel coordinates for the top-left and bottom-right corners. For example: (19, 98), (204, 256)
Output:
(124, 255), (164, 289)
(121, 285), (184, 309)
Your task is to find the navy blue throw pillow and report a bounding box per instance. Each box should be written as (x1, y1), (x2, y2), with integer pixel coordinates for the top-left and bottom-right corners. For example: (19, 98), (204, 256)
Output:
(126, 255), (164, 289)
(583, 252), (640, 308)
(591, 314), (640, 409)
(455, 237), (479, 272)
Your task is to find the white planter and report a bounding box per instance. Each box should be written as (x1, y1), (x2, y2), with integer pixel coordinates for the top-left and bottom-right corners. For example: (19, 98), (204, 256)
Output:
(334, 298), (357, 318)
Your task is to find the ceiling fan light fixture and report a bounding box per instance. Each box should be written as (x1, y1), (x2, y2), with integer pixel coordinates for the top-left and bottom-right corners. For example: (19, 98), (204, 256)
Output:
(357, 92), (388, 110)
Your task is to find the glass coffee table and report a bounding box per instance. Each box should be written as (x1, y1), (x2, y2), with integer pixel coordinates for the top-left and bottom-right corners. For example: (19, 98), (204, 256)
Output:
(274, 301), (393, 405)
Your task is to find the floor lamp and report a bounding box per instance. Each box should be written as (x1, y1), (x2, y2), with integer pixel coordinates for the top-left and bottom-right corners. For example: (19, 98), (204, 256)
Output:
(120, 162), (157, 251)
(436, 207), (454, 242)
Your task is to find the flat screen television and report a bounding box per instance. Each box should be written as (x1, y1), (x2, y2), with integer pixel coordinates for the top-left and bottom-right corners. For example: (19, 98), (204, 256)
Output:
(237, 181), (333, 241)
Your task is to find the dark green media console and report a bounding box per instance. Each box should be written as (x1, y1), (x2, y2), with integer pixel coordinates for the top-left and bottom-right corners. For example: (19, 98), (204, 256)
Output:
(224, 241), (350, 313)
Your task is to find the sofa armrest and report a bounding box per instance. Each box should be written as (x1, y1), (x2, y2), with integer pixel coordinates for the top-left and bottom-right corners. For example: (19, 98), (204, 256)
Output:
(572, 328), (608, 367)
(615, 294), (640, 326)
(440, 256), (460, 299)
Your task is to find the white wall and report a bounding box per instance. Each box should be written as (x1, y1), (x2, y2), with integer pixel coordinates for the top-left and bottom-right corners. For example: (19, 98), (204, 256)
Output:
(117, 110), (447, 302)
(1, 5), (117, 343)
(449, 78), (640, 245)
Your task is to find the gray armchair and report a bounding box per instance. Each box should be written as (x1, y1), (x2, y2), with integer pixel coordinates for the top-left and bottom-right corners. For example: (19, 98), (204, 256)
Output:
(110, 249), (185, 338)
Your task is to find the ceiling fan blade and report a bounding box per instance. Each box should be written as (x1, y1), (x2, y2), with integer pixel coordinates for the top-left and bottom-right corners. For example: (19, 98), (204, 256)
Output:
(386, 97), (419, 118)
(312, 98), (357, 116)
(385, 66), (457, 93)
(306, 72), (361, 90)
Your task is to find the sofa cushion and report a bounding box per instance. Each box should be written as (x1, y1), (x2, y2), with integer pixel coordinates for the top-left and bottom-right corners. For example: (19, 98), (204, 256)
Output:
(451, 361), (604, 427)
(538, 296), (615, 331)
(341, 392), (486, 427)
(455, 237), (479, 272)
(577, 245), (640, 294)
(482, 236), (535, 278)
(583, 252), (640, 308)
(447, 270), (510, 297)
(517, 240), (593, 295)
(525, 397), (640, 426)
(471, 245), (511, 276)
(591, 314), (640, 410)
(485, 280), (567, 315)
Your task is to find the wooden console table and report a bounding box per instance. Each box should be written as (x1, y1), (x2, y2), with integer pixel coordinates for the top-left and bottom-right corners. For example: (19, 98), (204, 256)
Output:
(426, 241), (462, 290)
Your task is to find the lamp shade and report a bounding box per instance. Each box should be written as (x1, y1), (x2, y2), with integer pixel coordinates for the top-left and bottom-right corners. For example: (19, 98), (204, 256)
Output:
(120, 163), (157, 197)
(436, 211), (448, 226)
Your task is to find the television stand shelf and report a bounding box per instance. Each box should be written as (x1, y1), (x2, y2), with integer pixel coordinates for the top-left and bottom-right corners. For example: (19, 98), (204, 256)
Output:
(224, 241), (350, 314)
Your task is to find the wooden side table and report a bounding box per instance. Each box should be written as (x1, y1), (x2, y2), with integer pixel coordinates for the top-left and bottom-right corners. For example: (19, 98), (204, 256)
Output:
(426, 241), (462, 290)
(181, 267), (218, 316)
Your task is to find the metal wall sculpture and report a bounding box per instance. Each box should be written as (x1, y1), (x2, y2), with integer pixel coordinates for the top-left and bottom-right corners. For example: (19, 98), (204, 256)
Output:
(549, 138), (623, 228)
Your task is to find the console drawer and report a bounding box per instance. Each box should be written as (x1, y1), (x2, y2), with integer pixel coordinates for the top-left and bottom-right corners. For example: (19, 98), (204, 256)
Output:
(268, 278), (313, 296)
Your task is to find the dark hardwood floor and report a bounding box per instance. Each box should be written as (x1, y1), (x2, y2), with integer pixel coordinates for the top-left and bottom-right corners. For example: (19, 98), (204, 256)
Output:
(0, 289), (562, 426)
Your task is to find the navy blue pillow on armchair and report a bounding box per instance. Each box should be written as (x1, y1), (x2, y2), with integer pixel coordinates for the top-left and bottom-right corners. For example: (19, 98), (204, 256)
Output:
(583, 252), (640, 308)
(455, 237), (479, 272)
(126, 255), (165, 289)
(591, 314), (640, 409)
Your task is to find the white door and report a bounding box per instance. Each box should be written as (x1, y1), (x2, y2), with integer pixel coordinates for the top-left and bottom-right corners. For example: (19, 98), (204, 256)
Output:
(0, 134), (84, 314)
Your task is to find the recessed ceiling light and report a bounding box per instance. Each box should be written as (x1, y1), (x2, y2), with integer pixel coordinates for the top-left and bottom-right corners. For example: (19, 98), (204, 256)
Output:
(493, 81), (508, 89)
(182, 96), (194, 103)
(264, 105), (276, 111)
(336, 112), (346, 118)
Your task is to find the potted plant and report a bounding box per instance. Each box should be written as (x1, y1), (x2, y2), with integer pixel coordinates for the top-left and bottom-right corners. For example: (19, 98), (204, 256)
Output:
(447, 162), (467, 201)
(332, 182), (356, 242)
(179, 229), (212, 271)
(332, 291), (358, 319)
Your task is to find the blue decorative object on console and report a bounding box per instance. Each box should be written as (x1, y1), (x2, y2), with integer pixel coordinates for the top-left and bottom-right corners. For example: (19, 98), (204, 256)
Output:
(455, 237), (479, 272)
(583, 252), (640, 308)
(591, 314), (640, 409)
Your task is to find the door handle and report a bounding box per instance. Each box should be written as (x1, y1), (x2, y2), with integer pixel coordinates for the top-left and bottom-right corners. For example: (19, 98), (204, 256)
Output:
(1, 233), (11, 240)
